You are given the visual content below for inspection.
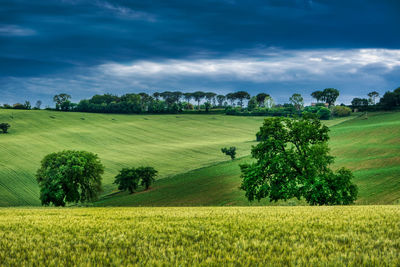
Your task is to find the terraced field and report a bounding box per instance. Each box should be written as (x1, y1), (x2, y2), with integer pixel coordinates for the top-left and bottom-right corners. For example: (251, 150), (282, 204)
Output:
(0, 206), (399, 266)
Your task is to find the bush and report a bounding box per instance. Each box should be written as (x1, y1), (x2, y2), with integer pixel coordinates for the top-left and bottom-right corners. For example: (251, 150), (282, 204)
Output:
(317, 107), (331, 120)
(221, 147), (236, 160)
(332, 106), (351, 117)
(36, 150), (104, 206)
(0, 123), (10, 133)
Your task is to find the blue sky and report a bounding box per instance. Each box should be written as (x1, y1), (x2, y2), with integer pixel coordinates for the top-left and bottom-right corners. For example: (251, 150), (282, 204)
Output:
(1, 0), (400, 105)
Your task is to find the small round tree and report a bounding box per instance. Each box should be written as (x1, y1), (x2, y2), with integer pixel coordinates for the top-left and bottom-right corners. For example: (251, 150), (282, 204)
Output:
(0, 123), (10, 133)
(221, 147), (236, 160)
(36, 150), (104, 206)
(114, 168), (140, 194)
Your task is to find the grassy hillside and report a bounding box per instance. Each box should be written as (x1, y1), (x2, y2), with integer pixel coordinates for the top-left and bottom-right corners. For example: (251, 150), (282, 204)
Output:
(97, 112), (400, 206)
(0, 109), (265, 206)
(1, 110), (399, 206)
(1, 206), (399, 265)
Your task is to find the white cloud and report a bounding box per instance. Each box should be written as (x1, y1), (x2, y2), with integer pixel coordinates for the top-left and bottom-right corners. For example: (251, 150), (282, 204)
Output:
(0, 25), (36, 36)
(99, 49), (400, 82)
(95, 1), (156, 22)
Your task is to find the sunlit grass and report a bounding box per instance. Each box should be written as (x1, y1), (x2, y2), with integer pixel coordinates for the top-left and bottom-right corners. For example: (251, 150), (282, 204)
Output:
(0, 206), (399, 265)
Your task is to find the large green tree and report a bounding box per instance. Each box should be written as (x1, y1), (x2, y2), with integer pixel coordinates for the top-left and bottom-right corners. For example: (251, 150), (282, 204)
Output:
(321, 88), (340, 106)
(240, 115), (357, 205)
(36, 150), (104, 206)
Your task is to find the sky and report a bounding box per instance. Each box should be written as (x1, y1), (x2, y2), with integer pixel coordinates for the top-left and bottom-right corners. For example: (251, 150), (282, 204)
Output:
(1, 0), (400, 106)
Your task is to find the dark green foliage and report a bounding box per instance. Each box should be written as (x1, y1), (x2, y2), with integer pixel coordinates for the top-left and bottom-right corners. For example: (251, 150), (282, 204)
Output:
(256, 93), (270, 107)
(351, 98), (369, 111)
(53, 93), (72, 111)
(379, 88), (400, 110)
(316, 107), (331, 120)
(234, 91), (250, 108)
(192, 91), (206, 110)
(36, 150), (104, 206)
(221, 147), (236, 160)
(303, 106), (331, 120)
(311, 89), (339, 106)
(138, 166), (158, 190)
(114, 168), (140, 194)
(0, 123), (10, 133)
(311, 91), (323, 102)
(114, 166), (158, 193)
(321, 88), (340, 106)
(240, 115), (357, 205)
(247, 97), (258, 111)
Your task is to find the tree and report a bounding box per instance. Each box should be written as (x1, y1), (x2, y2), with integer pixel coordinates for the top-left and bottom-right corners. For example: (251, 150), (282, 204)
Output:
(379, 90), (399, 110)
(247, 97), (258, 111)
(192, 91), (205, 110)
(351, 98), (369, 111)
(35, 100), (42, 109)
(264, 96), (275, 109)
(205, 92), (217, 107)
(114, 168), (140, 194)
(316, 107), (331, 120)
(24, 101), (31, 110)
(311, 91), (323, 103)
(36, 150), (104, 206)
(234, 91), (251, 108)
(256, 93), (270, 107)
(53, 93), (72, 111)
(221, 147), (236, 160)
(240, 115), (357, 205)
(226, 93), (236, 106)
(183, 92), (192, 103)
(114, 166), (158, 192)
(137, 166), (158, 190)
(321, 88), (339, 106)
(368, 91), (379, 105)
(216, 95), (226, 107)
(204, 102), (211, 112)
(0, 123), (10, 133)
(289, 93), (304, 111)
(153, 92), (161, 101)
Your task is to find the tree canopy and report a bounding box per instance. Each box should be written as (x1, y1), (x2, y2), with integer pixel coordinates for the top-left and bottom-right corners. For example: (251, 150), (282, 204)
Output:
(36, 150), (104, 206)
(0, 123), (10, 133)
(114, 166), (158, 193)
(240, 115), (357, 205)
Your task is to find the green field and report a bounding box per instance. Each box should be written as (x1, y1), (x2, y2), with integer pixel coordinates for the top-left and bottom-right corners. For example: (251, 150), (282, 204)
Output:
(98, 112), (400, 206)
(1, 109), (400, 206)
(0, 206), (399, 265)
(0, 109), (265, 206)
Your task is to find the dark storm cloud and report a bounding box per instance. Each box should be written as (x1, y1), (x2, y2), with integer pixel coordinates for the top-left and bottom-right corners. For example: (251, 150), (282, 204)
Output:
(0, 0), (399, 104)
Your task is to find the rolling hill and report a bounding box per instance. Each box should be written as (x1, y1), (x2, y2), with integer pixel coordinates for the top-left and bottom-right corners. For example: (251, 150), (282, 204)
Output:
(0, 109), (265, 206)
(1, 109), (399, 206)
(97, 112), (400, 206)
